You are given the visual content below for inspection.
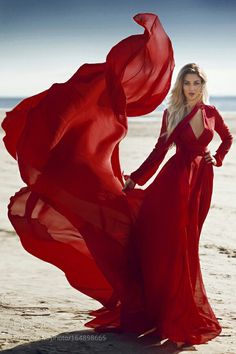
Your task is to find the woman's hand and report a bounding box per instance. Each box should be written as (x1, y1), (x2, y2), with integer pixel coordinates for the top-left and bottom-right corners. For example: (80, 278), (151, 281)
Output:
(204, 151), (217, 166)
(122, 177), (136, 192)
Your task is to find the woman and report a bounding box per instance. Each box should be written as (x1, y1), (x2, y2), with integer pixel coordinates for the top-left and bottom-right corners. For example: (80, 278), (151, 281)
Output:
(121, 63), (233, 347)
(1, 13), (232, 349)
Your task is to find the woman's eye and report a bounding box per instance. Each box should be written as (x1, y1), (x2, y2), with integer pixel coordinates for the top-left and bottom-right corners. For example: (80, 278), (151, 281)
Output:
(184, 82), (200, 86)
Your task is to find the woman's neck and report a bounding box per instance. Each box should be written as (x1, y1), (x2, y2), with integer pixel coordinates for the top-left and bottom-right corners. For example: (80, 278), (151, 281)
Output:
(185, 99), (202, 113)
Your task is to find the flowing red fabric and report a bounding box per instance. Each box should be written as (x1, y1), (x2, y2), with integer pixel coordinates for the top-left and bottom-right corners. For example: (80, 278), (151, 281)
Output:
(2, 12), (232, 345)
(1, 12), (174, 313)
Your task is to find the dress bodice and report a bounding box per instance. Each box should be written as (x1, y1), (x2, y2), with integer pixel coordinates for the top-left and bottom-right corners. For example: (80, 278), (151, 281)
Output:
(130, 103), (233, 186)
(175, 105), (214, 158)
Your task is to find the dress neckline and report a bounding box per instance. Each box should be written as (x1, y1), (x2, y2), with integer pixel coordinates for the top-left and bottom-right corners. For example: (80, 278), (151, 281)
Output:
(165, 101), (204, 146)
(187, 102), (205, 140)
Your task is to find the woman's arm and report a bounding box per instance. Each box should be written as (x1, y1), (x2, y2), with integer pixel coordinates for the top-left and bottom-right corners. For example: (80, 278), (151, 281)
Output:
(129, 109), (169, 186)
(212, 106), (233, 167)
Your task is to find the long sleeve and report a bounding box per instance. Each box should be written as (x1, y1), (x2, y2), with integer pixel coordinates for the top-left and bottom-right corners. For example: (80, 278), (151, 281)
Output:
(129, 109), (169, 185)
(212, 106), (233, 167)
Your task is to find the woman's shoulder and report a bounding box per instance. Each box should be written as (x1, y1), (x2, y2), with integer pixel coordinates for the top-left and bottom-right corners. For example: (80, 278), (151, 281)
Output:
(202, 103), (219, 115)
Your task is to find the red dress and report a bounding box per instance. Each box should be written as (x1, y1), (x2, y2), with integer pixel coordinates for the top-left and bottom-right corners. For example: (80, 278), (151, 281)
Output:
(121, 101), (233, 344)
(1, 12), (233, 345)
(85, 101), (233, 344)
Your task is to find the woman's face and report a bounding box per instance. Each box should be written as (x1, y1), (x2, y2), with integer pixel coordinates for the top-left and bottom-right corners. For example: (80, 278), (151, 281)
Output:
(182, 73), (202, 102)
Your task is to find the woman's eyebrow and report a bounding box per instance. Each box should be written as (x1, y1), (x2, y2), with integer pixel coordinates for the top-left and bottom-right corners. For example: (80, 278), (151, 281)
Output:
(184, 80), (201, 83)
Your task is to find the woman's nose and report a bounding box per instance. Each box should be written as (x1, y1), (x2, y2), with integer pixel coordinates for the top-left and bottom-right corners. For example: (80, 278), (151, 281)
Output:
(189, 86), (196, 91)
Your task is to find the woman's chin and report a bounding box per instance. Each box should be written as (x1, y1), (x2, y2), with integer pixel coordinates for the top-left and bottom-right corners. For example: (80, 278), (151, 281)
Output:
(188, 95), (196, 100)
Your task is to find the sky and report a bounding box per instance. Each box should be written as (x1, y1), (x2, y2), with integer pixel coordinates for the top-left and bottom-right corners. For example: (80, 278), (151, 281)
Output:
(0, 0), (236, 97)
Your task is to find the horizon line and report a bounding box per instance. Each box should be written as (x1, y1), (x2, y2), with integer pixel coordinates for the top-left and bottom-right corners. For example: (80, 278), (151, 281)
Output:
(1, 95), (236, 99)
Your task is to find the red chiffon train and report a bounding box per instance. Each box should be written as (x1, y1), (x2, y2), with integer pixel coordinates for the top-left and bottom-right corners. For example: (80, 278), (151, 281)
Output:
(2, 13), (231, 345)
(2, 11), (174, 320)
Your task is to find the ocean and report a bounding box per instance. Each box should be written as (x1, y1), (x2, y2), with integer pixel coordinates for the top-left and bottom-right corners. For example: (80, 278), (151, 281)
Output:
(0, 96), (236, 113)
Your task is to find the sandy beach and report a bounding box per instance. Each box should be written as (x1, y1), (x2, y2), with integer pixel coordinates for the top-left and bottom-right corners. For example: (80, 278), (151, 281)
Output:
(0, 109), (235, 354)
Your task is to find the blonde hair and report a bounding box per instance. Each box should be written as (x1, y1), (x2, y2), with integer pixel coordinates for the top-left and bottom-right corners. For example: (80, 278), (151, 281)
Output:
(165, 63), (208, 138)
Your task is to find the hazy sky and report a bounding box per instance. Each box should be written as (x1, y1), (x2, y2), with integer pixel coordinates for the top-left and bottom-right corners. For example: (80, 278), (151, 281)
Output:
(0, 0), (236, 96)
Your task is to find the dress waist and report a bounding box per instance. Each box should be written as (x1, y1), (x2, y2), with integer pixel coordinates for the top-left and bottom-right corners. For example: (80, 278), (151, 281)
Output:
(176, 145), (208, 158)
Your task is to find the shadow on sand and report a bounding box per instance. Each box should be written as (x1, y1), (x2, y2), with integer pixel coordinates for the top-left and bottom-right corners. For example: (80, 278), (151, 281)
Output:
(0, 329), (197, 354)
